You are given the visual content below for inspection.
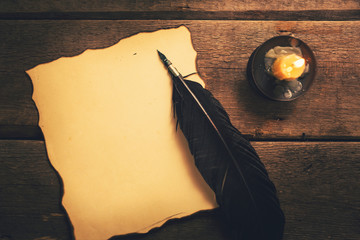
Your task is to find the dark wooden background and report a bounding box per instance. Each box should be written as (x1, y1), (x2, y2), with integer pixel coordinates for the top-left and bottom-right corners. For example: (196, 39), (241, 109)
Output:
(0, 1), (359, 240)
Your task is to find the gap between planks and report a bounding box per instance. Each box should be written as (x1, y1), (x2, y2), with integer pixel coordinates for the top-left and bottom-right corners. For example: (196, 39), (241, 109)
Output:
(0, 125), (360, 142)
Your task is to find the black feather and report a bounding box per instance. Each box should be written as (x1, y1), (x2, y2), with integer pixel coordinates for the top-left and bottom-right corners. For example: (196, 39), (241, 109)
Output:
(171, 76), (285, 240)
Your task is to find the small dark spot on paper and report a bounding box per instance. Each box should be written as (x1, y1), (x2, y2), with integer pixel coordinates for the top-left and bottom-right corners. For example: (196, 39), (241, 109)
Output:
(133, 53), (137, 55)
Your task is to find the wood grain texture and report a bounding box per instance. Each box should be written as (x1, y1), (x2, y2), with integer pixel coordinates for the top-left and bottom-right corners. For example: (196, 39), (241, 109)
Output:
(0, 0), (359, 12)
(0, 140), (73, 240)
(0, 20), (359, 139)
(0, 140), (359, 240)
(0, 11), (359, 21)
(1, 2), (358, 240)
(1, 0), (359, 21)
(252, 141), (360, 240)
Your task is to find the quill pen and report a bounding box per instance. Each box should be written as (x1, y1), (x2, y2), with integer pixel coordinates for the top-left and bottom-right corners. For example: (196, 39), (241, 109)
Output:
(157, 50), (285, 240)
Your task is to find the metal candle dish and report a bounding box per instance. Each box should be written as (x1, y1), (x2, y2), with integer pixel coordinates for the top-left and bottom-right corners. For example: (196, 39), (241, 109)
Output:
(247, 36), (316, 101)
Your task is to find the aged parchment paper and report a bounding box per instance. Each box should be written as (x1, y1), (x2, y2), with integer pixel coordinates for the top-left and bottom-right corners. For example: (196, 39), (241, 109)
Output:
(27, 26), (216, 240)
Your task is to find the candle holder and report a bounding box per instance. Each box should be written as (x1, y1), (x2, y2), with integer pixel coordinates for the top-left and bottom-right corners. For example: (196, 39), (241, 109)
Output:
(247, 36), (316, 101)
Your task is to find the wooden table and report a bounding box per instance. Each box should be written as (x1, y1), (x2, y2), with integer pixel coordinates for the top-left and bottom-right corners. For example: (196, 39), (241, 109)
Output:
(1, 1), (359, 240)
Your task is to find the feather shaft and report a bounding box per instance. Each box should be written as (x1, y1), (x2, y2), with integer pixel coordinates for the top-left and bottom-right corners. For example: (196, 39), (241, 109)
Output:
(158, 50), (285, 240)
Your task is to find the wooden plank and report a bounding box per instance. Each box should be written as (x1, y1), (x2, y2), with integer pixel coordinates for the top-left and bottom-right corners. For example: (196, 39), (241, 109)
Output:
(0, 0), (359, 12)
(0, 20), (359, 139)
(0, 140), (73, 240)
(0, 10), (359, 21)
(0, 140), (359, 239)
(252, 141), (360, 240)
(190, 21), (360, 139)
(0, 1), (359, 20)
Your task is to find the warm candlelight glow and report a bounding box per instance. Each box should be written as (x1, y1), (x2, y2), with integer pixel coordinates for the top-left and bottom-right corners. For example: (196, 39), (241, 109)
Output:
(272, 54), (306, 80)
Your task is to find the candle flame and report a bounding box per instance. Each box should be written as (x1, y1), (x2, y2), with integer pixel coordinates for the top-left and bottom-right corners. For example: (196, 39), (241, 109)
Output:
(272, 54), (306, 80)
(293, 58), (305, 68)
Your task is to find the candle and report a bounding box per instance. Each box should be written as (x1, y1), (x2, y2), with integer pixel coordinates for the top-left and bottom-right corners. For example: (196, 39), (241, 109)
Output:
(271, 54), (305, 80)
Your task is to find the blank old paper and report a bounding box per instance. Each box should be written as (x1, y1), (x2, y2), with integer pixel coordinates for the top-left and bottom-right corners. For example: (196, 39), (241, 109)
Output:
(26, 26), (217, 240)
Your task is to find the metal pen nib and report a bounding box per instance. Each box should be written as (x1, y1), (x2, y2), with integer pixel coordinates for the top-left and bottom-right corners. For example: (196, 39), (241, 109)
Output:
(157, 50), (167, 63)
(157, 50), (181, 77)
